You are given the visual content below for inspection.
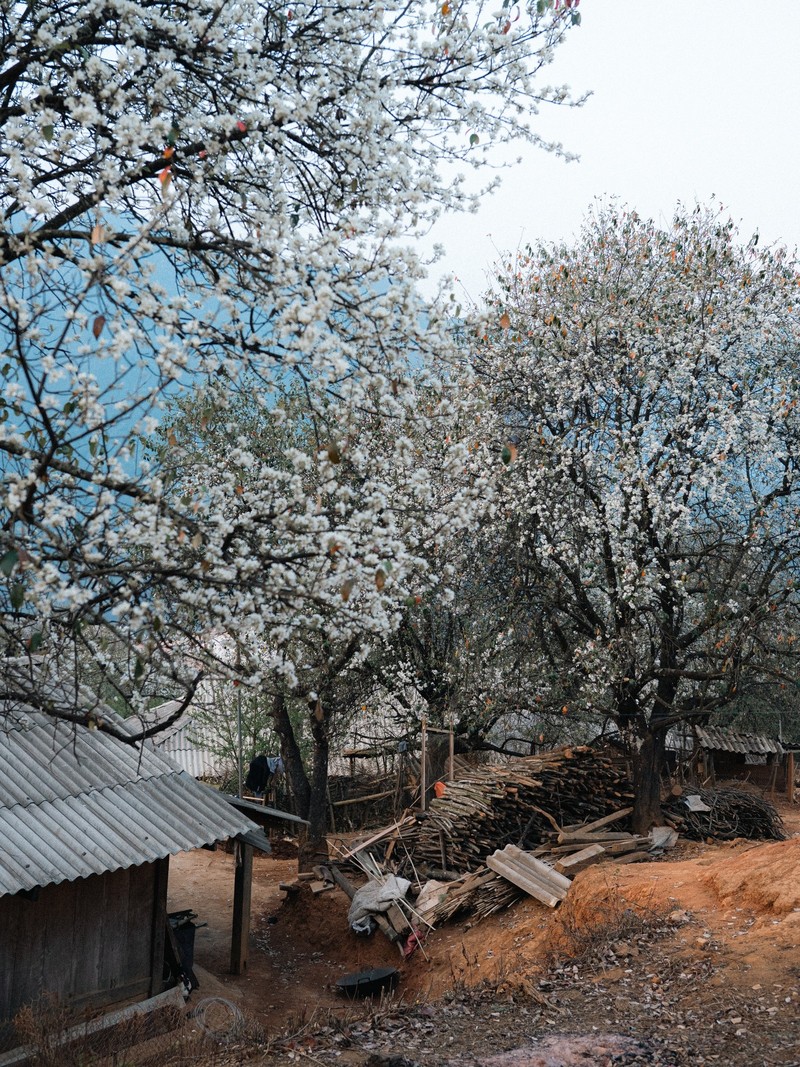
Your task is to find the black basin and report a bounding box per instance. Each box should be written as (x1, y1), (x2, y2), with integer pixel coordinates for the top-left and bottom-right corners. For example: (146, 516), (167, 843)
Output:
(336, 966), (398, 998)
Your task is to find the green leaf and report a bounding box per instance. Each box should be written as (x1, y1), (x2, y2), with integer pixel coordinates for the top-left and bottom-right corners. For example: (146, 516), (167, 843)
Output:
(28, 631), (43, 653)
(469, 133), (479, 147)
(571, 11), (581, 25)
(134, 657), (144, 680)
(0, 549), (18, 576)
(42, 125), (54, 142)
(10, 584), (24, 610)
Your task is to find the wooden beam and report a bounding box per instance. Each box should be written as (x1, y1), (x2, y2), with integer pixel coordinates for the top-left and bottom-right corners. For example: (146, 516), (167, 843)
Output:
(332, 789), (394, 808)
(787, 752), (796, 803)
(327, 867), (402, 945)
(230, 841), (253, 976)
(554, 844), (606, 876)
(561, 806), (634, 835)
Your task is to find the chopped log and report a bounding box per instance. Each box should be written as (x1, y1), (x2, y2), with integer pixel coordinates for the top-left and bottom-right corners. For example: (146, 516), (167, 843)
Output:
(608, 850), (652, 865)
(554, 844), (606, 875)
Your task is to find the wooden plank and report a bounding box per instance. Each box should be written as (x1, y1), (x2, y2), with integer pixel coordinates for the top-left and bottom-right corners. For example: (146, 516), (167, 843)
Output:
(3, 887), (47, 1022)
(602, 837), (651, 855)
(100, 866), (132, 993)
(557, 830), (638, 845)
(541, 841), (601, 856)
(560, 806), (633, 834)
(610, 851), (652, 865)
(230, 841), (253, 976)
(554, 844), (606, 876)
(386, 903), (411, 936)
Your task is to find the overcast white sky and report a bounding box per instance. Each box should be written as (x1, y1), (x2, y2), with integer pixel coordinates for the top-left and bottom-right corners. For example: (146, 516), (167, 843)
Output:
(417, 1), (800, 303)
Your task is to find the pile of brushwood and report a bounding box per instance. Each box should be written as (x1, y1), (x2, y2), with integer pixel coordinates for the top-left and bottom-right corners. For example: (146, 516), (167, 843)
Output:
(663, 786), (787, 841)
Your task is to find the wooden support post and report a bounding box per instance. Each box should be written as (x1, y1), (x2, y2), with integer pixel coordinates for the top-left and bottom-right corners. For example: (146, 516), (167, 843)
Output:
(230, 840), (253, 975)
(768, 759), (778, 801)
(787, 752), (796, 803)
(420, 716), (427, 811)
(148, 856), (169, 997)
(448, 725), (455, 783)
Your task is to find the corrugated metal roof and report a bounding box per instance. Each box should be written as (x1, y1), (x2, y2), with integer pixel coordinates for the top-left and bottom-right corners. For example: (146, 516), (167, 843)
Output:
(127, 700), (233, 781)
(0, 706), (264, 897)
(694, 726), (784, 756)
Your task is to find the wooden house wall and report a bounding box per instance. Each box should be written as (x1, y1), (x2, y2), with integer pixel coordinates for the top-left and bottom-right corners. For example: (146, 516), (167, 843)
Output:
(704, 750), (786, 790)
(0, 859), (168, 1028)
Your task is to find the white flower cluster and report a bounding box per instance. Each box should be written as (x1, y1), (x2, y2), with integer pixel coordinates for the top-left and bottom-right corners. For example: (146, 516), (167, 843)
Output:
(0, 0), (580, 716)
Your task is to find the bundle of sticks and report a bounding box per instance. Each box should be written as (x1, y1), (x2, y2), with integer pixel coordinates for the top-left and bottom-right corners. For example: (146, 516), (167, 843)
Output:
(663, 786), (786, 841)
(395, 746), (635, 878)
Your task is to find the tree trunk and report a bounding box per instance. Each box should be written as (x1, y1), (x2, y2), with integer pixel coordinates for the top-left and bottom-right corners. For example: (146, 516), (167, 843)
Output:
(300, 742), (330, 869)
(631, 727), (667, 834)
(298, 698), (331, 871)
(271, 690), (310, 816)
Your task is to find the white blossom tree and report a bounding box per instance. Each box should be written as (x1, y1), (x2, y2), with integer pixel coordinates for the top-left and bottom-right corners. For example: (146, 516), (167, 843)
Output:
(0, 0), (584, 733)
(147, 377), (489, 855)
(477, 204), (800, 830)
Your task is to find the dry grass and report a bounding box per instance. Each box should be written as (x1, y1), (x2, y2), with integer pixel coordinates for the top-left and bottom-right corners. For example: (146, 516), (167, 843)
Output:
(543, 879), (675, 973)
(11, 993), (270, 1067)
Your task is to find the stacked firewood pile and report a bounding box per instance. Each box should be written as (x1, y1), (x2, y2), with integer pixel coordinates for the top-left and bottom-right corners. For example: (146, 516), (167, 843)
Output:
(323, 752), (790, 949)
(663, 786), (787, 841)
(393, 746), (635, 878)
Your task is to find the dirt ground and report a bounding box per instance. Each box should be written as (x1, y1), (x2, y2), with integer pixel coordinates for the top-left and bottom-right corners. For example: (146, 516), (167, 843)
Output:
(166, 800), (800, 1067)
